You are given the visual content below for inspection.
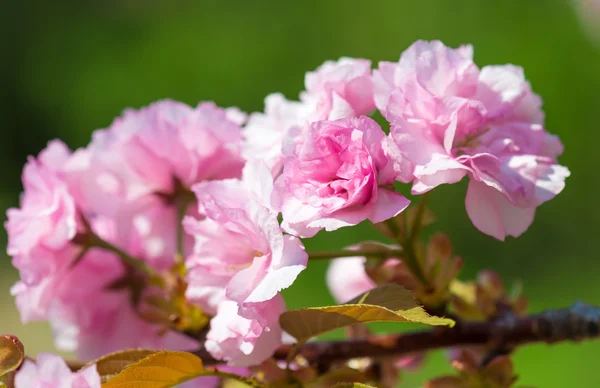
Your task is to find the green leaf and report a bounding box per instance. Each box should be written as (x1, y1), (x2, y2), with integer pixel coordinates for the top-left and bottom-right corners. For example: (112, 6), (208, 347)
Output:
(0, 335), (24, 377)
(83, 349), (156, 383)
(102, 351), (264, 388)
(331, 383), (377, 388)
(280, 284), (455, 342)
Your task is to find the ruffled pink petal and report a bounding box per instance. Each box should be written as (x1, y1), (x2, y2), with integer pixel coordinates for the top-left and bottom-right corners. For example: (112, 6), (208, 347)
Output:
(465, 179), (536, 241)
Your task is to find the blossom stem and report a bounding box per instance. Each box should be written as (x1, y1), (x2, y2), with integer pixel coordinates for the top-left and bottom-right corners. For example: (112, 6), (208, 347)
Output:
(175, 198), (189, 262)
(409, 191), (430, 245)
(85, 233), (163, 285)
(308, 248), (404, 261)
(172, 180), (196, 263)
(387, 192), (431, 287)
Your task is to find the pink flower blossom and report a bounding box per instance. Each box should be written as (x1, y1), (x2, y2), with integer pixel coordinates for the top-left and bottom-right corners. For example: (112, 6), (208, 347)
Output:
(242, 58), (373, 179)
(276, 116), (410, 238)
(6, 140), (77, 263)
(326, 253), (404, 303)
(15, 353), (100, 388)
(243, 93), (310, 176)
(6, 141), (81, 322)
(302, 58), (375, 121)
(374, 40), (569, 240)
(65, 100), (245, 216)
(326, 256), (375, 304)
(7, 100), (247, 358)
(205, 296), (286, 367)
(184, 162), (308, 314)
(11, 206), (194, 360)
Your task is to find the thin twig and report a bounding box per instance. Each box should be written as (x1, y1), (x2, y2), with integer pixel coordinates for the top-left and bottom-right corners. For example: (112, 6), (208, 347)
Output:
(308, 248), (403, 261)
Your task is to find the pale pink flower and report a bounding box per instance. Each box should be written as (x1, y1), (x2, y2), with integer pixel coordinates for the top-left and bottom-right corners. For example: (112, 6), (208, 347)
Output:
(65, 100), (245, 216)
(50, 287), (193, 361)
(242, 58), (374, 178)
(375, 40), (569, 240)
(7, 136), (199, 358)
(184, 162), (307, 314)
(302, 57), (375, 121)
(15, 218), (194, 360)
(277, 116), (410, 238)
(326, 256), (375, 304)
(6, 141), (77, 263)
(243, 93), (310, 176)
(6, 141), (82, 322)
(205, 296), (286, 367)
(15, 353), (100, 388)
(326, 254), (404, 303)
(115, 100), (245, 191)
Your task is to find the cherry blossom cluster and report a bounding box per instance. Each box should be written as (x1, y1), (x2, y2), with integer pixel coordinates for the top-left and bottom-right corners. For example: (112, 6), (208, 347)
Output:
(6, 40), (569, 380)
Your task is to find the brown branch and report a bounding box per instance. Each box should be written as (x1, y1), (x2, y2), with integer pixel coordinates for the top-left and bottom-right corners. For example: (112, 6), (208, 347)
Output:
(62, 302), (600, 371)
(190, 302), (600, 366)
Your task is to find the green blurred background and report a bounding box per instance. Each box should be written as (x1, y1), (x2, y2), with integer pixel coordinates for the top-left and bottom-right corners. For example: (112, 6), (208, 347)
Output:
(2, 0), (599, 386)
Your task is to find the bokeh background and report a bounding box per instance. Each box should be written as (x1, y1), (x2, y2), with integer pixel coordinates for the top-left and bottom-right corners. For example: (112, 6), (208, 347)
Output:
(2, 0), (599, 386)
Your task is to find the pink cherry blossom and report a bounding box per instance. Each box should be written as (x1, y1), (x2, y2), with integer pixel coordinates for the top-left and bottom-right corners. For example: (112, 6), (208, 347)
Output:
(326, 256), (375, 304)
(64, 100), (245, 217)
(12, 207), (195, 360)
(7, 101), (245, 357)
(326, 254), (404, 303)
(205, 296), (286, 367)
(6, 141), (77, 264)
(242, 58), (373, 179)
(15, 353), (100, 388)
(184, 162), (307, 314)
(243, 93), (310, 176)
(302, 57), (375, 121)
(375, 40), (569, 240)
(276, 116), (410, 238)
(6, 141), (81, 322)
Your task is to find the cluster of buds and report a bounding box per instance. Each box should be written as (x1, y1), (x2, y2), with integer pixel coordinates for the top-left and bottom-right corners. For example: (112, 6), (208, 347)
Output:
(420, 271), (529, 387)
(136, 260), (210, 337)
(250, 358), (374, 388)
(450, 270), (528, 321)
(426, 350), (518, 388)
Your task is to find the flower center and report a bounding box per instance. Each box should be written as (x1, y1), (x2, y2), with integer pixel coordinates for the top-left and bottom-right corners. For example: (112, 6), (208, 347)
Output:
(452, 126), (492, 153)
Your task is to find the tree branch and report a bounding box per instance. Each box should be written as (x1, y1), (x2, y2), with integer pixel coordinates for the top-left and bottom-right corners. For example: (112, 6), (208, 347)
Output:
(190, 302), (600, 366)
